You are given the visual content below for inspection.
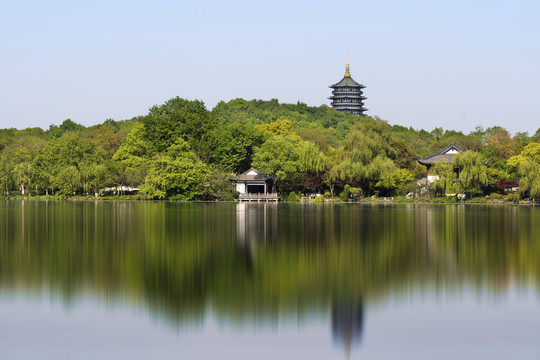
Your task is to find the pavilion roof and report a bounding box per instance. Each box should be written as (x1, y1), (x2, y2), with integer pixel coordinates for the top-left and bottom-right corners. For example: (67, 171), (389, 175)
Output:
(418, 144), (467, 166)
(231, 168), (275, 181)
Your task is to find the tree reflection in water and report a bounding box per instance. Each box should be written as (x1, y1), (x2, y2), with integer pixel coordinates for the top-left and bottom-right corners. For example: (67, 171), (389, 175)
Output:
(0, 200), (539, 357)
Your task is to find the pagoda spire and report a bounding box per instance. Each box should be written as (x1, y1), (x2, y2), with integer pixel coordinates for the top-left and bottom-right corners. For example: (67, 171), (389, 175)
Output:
(345, 52), (350, 77)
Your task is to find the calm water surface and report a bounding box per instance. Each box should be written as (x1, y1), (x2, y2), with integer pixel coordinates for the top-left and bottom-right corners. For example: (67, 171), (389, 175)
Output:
(0, 200), (539, 359)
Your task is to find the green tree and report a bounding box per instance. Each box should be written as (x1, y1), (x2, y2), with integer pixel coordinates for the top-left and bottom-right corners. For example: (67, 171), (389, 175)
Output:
(92, 124), (121, 158)
(453, 151), (489, 196)
(430, 127), (444, 141)
(298, 140), (327, 193)
(207, 123), (266, 173)
(143, 139), (212, 200)
(255, 119), (301, 140)
(143, 97), (216, 158)
(39, 134), (105, 196)
(368, 155), (401, 194)
(519, 142), (540, 162)
(507, 142), (540, 200)
(1, 136), (45, 195)
(113, 123), (151, 186)
(57, 166), (80, 196)
(485, 127), (516, 160)
(251, 135), (303, 193)
(212, 98), (359, 140)
(433, 162), (457, 195)
(299, 141), (326, 175)
(328, 118), (399, 196)
(0, 155), (15, 194)
(13, 162), (32, 195)
(296, 127), (338, 152)
(47, 119), (85, 139)
(32, 147), (54, 195)
(533, 128), (540, 141)
(517, 159), (540, 200)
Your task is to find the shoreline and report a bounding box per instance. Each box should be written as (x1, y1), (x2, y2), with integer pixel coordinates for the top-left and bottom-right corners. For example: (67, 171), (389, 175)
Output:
(1, 195), (537, 206)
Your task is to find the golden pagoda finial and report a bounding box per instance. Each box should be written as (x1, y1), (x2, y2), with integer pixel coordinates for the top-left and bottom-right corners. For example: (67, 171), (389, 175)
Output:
(346, 331), (350, 360)
(345, 52), (350, 77)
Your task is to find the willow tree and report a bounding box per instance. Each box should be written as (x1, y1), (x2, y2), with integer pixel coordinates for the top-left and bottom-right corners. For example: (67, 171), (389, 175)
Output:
(299, 141), (325, 174)
(433, 162), (457, 195)
(517, 159), (540, 200)
(329, 158), (367, 194)
(328, 118), (400, 196)
(453, 151), (489, 196)
(506, 142), (540, 200)
(299, 140), (327, 193)
(368, 155), (401, 194)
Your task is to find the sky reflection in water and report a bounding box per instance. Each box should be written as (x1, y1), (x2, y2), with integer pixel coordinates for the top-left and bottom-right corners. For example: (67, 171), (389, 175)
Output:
(0, 200), (539, 359)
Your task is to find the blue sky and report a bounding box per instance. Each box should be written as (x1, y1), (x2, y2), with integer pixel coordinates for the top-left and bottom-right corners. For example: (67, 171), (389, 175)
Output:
(1, 0), (539, 134)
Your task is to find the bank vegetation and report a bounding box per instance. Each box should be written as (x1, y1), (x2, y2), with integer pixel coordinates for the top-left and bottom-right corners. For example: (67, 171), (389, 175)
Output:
(1, 97), (539, 202)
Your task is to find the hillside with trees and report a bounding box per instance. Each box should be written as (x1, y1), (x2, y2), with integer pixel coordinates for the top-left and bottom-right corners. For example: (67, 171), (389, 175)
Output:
(1, 97), (539, 201)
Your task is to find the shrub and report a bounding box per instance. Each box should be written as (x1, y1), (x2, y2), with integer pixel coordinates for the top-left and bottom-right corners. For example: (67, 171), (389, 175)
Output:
(508, 193), (520, 203)
(467, 197), (488, 203)
(397, 180), (422, 196)
(282, 191), (302, 202)
(487, 193), (502, 200)
(339, 185), (351, 201)
(431, 196), (457, 203)
(312, 195), (324, 203)
(349, 187), (362, 199)
(393, 196), (415, 203)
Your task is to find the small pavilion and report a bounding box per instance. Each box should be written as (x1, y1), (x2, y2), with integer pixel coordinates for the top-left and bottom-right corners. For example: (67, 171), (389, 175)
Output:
(230, 169), (277, 202)
(418, 144), (466, 183)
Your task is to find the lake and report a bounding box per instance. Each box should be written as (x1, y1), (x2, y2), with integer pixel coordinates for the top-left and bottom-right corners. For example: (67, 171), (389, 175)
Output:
(0, 200), (539, 359)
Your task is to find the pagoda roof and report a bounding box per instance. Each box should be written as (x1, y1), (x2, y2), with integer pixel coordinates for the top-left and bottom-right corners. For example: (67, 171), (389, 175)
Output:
(332, 106), (368, 111)
(330, 76), (365, 88)
(230, 168), (275, 181)
(329, 94), (367, 99)
(418, 144), (466, 166)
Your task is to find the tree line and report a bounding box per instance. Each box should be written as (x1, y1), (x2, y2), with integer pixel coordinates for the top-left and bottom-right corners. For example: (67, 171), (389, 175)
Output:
(1, 97), (539, 200)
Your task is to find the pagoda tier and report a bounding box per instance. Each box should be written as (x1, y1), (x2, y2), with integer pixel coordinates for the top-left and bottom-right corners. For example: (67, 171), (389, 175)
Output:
(328, 95), (367, 100)
(329, 58), (367, 116)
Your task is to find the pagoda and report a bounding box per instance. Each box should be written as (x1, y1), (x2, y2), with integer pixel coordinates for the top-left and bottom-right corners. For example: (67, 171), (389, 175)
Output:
(329, 56), (367, 115)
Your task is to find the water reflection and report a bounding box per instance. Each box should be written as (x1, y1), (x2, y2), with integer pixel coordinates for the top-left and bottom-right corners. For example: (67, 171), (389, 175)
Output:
(0, 200), (539, 357)
(332, 296), (364, 357)
(236, 203), (366, 356)
(236, 202), (277, 244)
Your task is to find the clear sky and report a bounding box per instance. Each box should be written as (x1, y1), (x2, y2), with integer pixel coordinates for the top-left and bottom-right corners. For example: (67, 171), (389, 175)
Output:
(1, 0), (539, 134)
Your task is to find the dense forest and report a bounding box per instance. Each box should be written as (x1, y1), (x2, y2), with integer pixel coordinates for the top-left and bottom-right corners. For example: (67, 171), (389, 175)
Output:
(1, 97), (539, 201)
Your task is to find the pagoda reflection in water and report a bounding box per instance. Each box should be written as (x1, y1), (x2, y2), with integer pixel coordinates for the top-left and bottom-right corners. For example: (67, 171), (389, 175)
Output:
(332, 296), (364, 359)
(235, 203), (364, 358)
